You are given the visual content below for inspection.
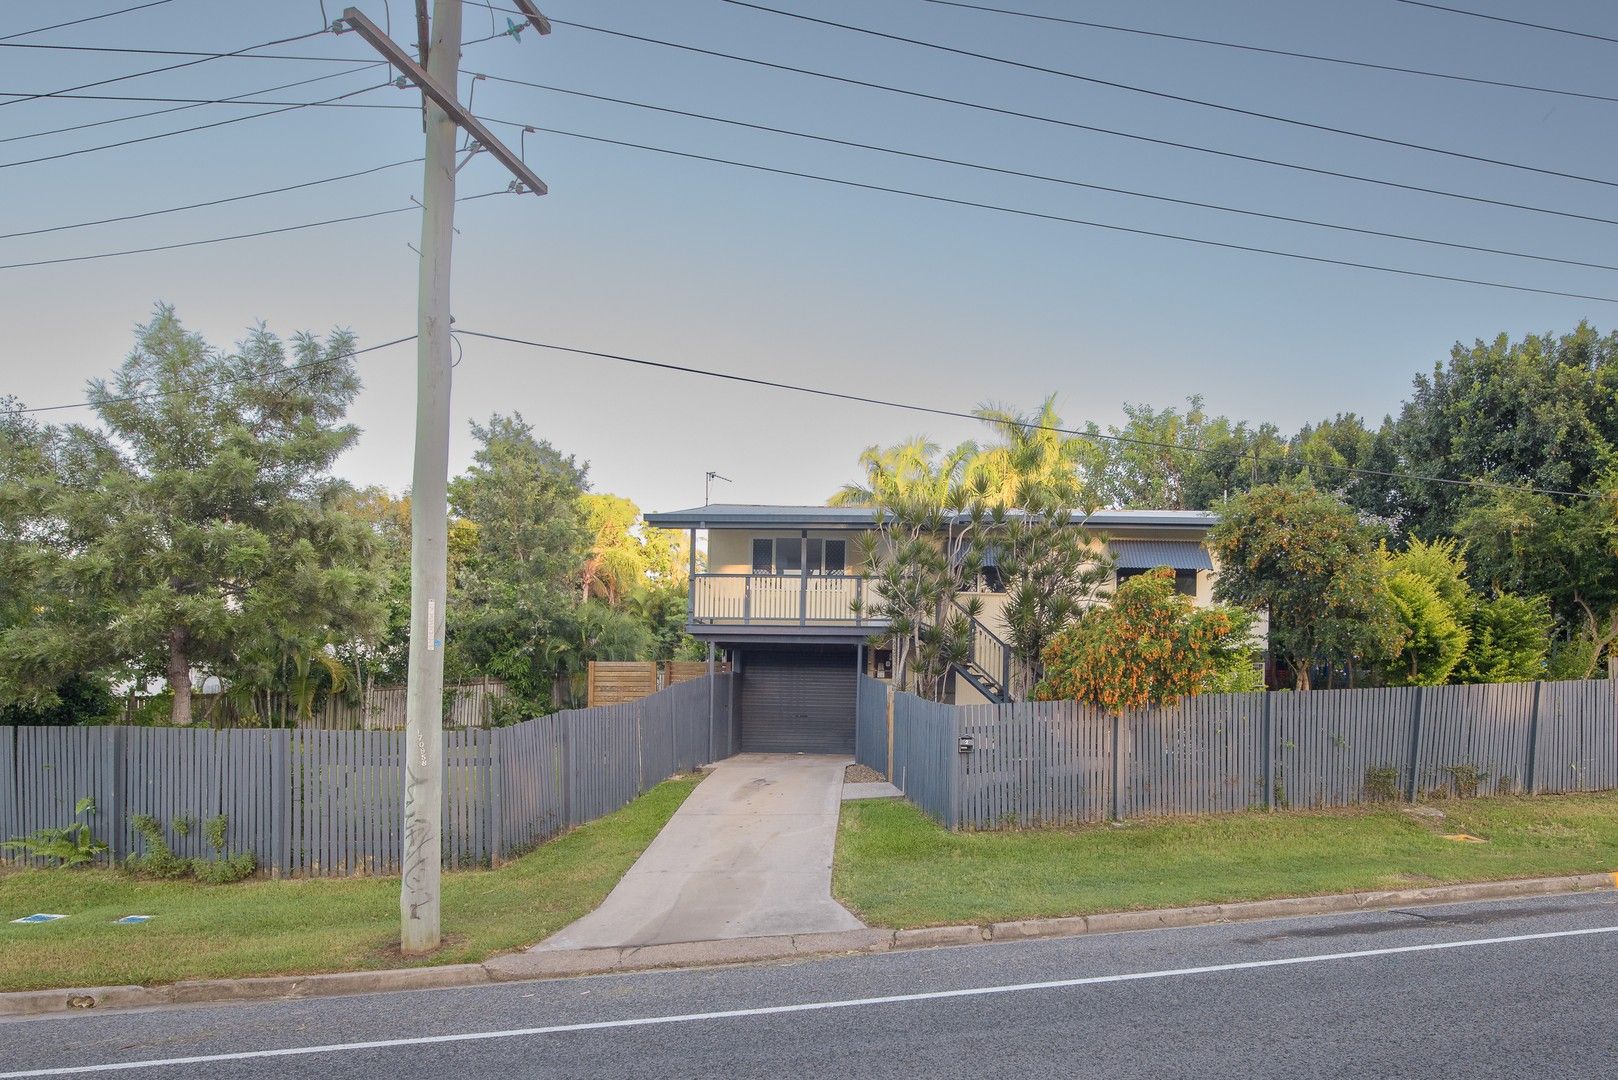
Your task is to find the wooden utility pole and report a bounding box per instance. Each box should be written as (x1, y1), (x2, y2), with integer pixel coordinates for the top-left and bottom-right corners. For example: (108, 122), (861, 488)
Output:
(342, 1), (549, 956)
(397, 0), (459, 958)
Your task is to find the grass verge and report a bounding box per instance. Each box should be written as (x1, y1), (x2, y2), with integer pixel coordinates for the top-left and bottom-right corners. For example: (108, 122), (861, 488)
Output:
(834, 792), (1618, 929)
(0, 776), (700, 992)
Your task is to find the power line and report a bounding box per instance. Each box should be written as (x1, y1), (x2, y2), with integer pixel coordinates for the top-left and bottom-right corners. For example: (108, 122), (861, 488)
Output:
(1393, 0), (1618, 46)
(919, 0), (1618, 105)
(0, 190), (510, 272)
(0, 28), (336, 109)
(721, 1), (1618, 192)
(476, 72), (1618, 274)
(479, 116), (1618, 305)
(0, 63), (386, 146)
(0, 0), (178, 43)
(454, 328), (1598, 500)
(0, 26), (538, 64)
(0, 81), (392, 170)
(2, 89), (415, 110)
(548, 17), (1618, 230)
(0, 158), (423, 240)
(4, 334), (419, 417)
(0, 42), (380, 63)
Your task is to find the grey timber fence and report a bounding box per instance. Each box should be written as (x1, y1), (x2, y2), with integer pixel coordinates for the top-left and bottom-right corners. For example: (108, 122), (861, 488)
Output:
(856, 675), (1618, 829)
(854, 676), (890, 774)
(3, 675), (731, 876)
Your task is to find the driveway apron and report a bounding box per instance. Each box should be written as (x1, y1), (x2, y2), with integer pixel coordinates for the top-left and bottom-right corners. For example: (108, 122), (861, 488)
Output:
(537, 754), (864, 949)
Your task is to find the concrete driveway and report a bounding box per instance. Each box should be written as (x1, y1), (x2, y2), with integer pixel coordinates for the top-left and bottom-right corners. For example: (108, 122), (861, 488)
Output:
(536, 754), (865, 950)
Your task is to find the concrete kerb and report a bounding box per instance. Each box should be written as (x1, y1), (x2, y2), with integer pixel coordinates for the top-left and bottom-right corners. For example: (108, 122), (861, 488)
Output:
(5, 873), (1615, 1019)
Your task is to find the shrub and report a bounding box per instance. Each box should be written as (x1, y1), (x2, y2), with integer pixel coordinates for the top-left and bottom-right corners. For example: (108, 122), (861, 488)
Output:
(126, 813), (257, 883)
(1034, 568), (1257, 710)
(1, 796), (107, 867)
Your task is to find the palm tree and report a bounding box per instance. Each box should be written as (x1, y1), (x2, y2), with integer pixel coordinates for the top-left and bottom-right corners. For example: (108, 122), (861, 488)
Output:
(828, 436), (978, 509)
(970, 395), (1102, 509)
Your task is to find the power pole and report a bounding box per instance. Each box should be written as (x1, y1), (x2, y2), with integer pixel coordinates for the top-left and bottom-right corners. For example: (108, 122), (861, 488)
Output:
(342, 1), (549, 956)
(399, 0), (458, 958)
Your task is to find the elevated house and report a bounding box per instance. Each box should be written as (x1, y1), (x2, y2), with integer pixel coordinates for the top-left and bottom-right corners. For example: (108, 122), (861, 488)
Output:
(644, 503), (1232, 756)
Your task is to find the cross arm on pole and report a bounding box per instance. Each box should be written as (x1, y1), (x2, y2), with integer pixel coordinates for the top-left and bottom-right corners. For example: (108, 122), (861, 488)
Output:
(511, 0), (552, 35)
(341, 7), (548, 195)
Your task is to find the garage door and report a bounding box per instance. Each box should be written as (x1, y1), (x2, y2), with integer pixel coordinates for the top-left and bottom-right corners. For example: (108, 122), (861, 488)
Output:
(739, 649), (856, 754)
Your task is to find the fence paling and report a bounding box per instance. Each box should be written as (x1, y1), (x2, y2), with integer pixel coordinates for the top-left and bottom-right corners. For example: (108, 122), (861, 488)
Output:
(3, 675), (732, 877)
(858, 675), (1618, 830)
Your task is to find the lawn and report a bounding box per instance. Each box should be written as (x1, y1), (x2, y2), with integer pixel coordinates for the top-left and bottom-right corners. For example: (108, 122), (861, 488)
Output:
(0, 776), (700, 992)
(834, 792), (1618, 929)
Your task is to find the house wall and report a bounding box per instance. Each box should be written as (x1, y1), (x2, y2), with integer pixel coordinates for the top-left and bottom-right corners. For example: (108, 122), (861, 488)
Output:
(958, 529), (1223, 641)
(699, 522), (1267, 656)
(706, 529), (871, 575)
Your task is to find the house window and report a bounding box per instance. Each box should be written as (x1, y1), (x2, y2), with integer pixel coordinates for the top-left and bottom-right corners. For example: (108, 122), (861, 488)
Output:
(750, 537), (849, 575)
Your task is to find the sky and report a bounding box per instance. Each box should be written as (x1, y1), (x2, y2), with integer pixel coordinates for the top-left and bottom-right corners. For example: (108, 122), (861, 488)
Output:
(4, 0), (1617, 514)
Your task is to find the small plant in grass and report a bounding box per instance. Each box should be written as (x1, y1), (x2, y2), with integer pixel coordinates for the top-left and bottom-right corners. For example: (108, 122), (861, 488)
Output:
(128, 814), (193, 879)
(1, 796), (108, 868)
(127, 813), (256, 883)
(1445, 764), (1488, 799)
(1363, 766), (1401, 802)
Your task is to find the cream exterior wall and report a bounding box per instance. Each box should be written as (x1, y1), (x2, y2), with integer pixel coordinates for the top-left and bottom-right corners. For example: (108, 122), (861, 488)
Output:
(705, 529), (869, 575)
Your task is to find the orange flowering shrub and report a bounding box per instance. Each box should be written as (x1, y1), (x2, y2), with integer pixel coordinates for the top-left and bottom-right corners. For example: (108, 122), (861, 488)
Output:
(1034, 568), (1244, 710)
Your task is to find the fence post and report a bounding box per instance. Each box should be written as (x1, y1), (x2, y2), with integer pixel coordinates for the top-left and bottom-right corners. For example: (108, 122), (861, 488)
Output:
(948, 705), (962, 829)
(1262, 692), (1275, 811)
(1405, 686), (1426, 802)
(271, 731), (288, 878)
(853, 645), (863, 755)
(103, 726), (125, 865)
(634, 701), (646, 793)
(486, 727), (503, 866)
(1525, 681), (1543, 795)
(886, 685), (896, 780)
(707, 644), (716, 765)
(1111, 713), (1126, 822)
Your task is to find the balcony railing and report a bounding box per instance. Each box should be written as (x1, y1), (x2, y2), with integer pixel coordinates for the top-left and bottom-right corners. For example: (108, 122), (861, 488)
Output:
(690, 573), (877, 626)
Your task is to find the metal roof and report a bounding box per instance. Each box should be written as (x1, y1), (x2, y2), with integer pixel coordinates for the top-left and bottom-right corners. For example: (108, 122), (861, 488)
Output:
(1108, 540), (1215, 571)
(645, 503), (1218, 532)
(643, 504), (882, 529)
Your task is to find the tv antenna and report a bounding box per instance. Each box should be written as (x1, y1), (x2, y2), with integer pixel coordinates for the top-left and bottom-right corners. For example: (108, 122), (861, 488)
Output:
(705, 471), (732, 506)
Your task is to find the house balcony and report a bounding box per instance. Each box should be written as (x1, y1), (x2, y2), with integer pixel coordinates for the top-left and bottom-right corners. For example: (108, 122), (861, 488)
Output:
(689, 572), (881, 628)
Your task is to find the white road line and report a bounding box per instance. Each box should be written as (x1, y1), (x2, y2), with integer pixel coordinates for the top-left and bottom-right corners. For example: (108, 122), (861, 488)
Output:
(6, 923), (1618, 1077)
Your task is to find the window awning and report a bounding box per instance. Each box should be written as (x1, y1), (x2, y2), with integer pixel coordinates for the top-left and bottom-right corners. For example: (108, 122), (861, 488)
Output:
(1108, 540), (1213, 572)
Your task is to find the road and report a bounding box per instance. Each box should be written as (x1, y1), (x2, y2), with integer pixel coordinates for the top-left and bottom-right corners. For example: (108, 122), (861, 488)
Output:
(3, 890), (1616, 1078)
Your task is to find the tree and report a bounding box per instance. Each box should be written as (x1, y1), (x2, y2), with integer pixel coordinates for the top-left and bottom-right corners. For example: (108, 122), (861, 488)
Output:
(1210, 483), (1402, 690)
(1034, 568), (1253, 710)
(992, 499), (1112, 698)
(854, 494), (991, 700)
(1385, 536), (1473, 617)
(580, 493), (686, 606)
(0, 307), (383, 725)
(1455, 593), (1553, 683)
(446, 413), (591, 709)
(829, 436), (977, 508)
(1090, 396), (1290, 511)
(1456, 483), (1618, 678)
(1381, 570), (1469, 686)
(970, 395), (1101, 507)
(1390, 324), (1618, 540)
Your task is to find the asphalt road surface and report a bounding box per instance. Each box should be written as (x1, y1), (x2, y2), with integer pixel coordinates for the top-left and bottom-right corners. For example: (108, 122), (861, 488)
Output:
(3, 890), (1616, 1078)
